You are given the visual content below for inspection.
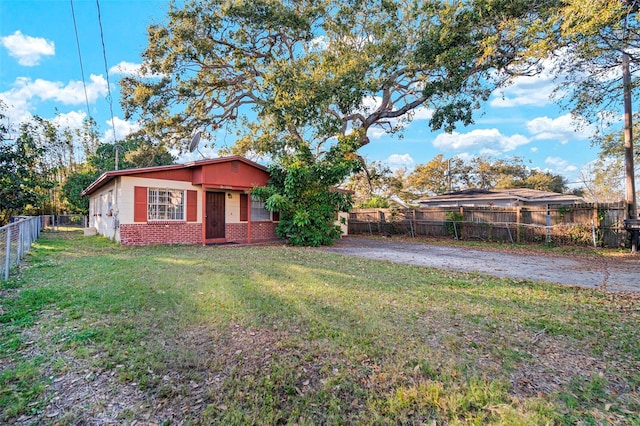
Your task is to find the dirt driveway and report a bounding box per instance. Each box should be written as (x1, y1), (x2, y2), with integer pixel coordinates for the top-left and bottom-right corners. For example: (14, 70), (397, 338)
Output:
(319, 236), (640, 293)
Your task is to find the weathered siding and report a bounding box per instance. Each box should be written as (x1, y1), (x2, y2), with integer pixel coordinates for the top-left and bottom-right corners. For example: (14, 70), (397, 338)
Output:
(88, 179), (119, 241)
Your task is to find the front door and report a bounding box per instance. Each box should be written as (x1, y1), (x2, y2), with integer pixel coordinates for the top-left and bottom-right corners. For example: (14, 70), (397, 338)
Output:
(206, 192), (225, 239)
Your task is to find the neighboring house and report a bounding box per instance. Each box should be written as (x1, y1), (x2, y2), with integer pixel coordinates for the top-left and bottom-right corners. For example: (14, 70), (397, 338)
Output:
(81, 156), (279, 246)
(418, 188), (585, 208)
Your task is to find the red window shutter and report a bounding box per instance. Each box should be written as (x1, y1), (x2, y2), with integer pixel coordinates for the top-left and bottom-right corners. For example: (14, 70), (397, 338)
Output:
(187, 190), (197, 222)
(240, 194), (248, 222)
(272, 211), (280, 222)
(134, 186), (147, 222)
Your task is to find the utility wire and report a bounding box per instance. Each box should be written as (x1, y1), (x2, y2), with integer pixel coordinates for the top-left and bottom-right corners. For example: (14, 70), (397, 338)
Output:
(95, 0), (120, 169)
(70, 0), (92, 122)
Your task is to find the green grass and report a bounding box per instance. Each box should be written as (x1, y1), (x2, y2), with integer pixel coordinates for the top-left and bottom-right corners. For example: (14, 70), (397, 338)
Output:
(1, 230), (639, 424)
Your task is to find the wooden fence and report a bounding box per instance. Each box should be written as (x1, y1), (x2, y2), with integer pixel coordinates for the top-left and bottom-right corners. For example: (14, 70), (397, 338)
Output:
(348, 202), (630, 247)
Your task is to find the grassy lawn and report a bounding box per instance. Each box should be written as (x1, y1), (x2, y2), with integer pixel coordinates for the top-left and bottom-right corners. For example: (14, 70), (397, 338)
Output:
(1, 231), (639, 425)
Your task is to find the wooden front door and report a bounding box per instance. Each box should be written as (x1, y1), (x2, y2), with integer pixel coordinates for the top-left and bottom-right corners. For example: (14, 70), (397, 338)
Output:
(206, 192), (225, 239)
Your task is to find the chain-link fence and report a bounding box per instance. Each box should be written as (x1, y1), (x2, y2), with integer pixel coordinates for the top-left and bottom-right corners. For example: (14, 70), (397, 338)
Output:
(55, 214), (87, 228)
(1, 216), (43, 281)
(1, 215), (88, 281)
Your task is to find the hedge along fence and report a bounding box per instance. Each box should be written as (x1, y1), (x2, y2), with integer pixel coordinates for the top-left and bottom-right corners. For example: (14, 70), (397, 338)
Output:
(348, 202), (630, 248)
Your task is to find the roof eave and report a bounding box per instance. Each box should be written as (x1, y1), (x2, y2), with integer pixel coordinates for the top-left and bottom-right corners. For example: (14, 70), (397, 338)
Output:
(81, 156), (269, 196)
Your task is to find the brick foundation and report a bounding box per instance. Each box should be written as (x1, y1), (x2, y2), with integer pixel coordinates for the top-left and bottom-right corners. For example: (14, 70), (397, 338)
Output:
(120, 222), (201, 246)
(226, 222), (278, 243)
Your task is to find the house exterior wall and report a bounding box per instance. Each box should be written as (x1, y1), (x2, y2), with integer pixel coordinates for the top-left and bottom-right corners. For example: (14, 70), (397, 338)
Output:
(216, 191), (279, 242)
(225, 192), (241, 224)
(193, 160), (269, 188)
(114, 176), (202, 246)
(119, 176), (202, 224)
(88, 178), (120, 241)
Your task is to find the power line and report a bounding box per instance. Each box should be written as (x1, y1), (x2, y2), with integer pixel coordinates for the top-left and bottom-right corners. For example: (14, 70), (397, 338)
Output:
(95, 0), (120, 169)
(70, 0), (92, 122)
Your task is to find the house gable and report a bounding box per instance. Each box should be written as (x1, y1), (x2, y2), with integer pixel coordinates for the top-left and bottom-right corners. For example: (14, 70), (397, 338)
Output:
(192, 159), (269, 189)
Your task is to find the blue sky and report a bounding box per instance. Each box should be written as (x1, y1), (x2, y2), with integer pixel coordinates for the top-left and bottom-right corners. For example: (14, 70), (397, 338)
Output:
(1, 0), (608, 187)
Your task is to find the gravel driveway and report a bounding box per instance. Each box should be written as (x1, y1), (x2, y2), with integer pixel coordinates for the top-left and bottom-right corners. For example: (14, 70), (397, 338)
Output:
(319, 237), (640, 293)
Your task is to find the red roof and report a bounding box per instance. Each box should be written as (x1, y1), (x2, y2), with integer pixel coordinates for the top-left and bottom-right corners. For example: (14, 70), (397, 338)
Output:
(81, 156), (268, 196)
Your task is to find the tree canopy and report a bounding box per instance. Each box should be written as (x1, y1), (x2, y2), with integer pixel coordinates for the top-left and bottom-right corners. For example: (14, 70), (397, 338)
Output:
(121, 0), (540, 155)
(0, 119), (51, 225)
(344, 161), (407, 208)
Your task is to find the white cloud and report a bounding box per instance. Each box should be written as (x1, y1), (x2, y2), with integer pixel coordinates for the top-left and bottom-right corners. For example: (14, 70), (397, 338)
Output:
(526, 114), (593, 143)
(109, 61), (164, 78)
(0, 31), (55, 66)
(52, 110), (87, 129)
(3, 74), (108, 106)
(361, 96), (381, 114)
(177, 147), (219, 163)
(490, 64), (557, 108)
(490, 80), (555, 108)
(432, 128), (530, 152)
(478, 148), (502, 157)
(308, 35), (328, 51)
(0, 75), (108, 126)
(412, 106), (433, 120)
(0, 91), (32, 126)
(367, 126), (387, 140)
(386, 153), (414, 169)
(103, 117), (141, 143)
(109, 61), (142, 75)
(545, 156), (578, 173)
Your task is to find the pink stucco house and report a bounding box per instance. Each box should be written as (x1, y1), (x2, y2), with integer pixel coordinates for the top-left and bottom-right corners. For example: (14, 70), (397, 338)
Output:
(81, 156), (279, 246)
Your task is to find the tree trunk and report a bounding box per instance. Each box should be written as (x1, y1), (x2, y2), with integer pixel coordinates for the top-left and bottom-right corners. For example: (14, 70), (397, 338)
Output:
(622, 52), (638, 252)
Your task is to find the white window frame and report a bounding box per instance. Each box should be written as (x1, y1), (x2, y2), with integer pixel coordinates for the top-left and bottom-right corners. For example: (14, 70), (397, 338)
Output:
(148, 188), (185, 221)
(251, 198), (271, 222)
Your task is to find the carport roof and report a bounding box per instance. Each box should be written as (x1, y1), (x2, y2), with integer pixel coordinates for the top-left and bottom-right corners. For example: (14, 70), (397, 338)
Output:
(418, 188), (584, 206)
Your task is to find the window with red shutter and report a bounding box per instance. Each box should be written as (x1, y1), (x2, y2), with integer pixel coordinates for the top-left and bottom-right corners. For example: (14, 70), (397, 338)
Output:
(240, 194), (248, 221)
(134, 186), (147, 222)
(187, 190), (197, 222)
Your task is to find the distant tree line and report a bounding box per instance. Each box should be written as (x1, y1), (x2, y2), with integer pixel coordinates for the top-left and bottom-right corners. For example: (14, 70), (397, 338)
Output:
(0, 101), (174, 226)
(344, 154), (583, 208)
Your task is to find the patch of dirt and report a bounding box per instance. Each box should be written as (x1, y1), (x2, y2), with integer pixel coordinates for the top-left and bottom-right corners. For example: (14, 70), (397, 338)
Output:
(12, 323), (299, 425)
(9, 308), (640, 425)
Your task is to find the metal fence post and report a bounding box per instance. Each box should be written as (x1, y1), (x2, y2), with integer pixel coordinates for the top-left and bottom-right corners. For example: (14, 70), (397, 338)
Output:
(546, 211), (552, 243)
(4, 227), (11, 281)
(16, 222), (23, 265)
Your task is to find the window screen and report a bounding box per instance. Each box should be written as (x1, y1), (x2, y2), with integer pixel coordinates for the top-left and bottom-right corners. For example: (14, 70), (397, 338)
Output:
(148, 188), (185, 220)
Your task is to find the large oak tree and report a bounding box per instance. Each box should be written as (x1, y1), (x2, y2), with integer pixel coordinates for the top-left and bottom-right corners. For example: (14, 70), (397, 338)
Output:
(121, 0), (539, 244)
